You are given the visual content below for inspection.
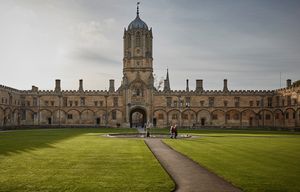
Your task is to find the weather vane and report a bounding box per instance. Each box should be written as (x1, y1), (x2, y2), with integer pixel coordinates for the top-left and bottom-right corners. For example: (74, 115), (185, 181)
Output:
(137, 2), (140, 15)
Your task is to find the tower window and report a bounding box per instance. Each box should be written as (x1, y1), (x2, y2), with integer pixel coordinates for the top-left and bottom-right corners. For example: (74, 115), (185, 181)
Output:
(136, 32), (141, 47)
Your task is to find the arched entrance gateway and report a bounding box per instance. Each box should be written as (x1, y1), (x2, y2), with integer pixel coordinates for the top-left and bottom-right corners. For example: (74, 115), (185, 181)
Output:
(130, 108), (147, 128)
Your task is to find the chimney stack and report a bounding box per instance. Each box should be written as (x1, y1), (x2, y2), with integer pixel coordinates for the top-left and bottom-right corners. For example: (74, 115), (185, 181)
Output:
(109, 79), (115, 92)
(196, 79), (203, 92)
(31, 85), (38, 92)
(79, 79), (84, 92)
(55, 79), (61, 92)
(223, 79), (229, 92)
(287, 79), (292, 87)
(186, 79), (189, 92)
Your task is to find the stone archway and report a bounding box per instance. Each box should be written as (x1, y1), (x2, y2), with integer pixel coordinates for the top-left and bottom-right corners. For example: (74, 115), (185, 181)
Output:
(130, 107), (147, 128)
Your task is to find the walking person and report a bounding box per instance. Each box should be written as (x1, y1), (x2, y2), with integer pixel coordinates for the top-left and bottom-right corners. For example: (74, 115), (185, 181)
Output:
(174, 124), (178, 139)
(170, 124), (174, 138)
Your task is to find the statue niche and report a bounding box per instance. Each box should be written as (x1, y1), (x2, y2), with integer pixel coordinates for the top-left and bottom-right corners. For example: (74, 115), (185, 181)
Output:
(131, 83), (144, 97)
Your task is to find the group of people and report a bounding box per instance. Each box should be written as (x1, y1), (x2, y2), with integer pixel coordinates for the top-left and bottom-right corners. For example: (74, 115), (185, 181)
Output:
(170, 124), (178, 139)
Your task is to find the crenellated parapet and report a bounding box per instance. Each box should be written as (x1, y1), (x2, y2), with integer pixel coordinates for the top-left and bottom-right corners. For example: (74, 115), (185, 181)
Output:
(155, 89), (275, 96)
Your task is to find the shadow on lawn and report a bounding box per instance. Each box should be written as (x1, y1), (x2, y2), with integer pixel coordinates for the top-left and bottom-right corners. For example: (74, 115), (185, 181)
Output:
(0, 129), (89, 156)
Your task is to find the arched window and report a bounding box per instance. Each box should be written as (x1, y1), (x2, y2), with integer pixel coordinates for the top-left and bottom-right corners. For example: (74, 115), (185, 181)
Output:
(136, 32), (141, 47)
(128, 35), (131, 48)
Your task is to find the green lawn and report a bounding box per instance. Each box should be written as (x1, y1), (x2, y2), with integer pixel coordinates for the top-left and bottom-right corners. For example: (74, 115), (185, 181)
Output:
(164, 131), (300, 192)
(0, 128), (174, 192)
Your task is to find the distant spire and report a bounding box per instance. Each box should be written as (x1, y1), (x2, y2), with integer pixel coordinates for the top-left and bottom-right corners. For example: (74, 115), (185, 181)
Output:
(164, 68), (171, 91)
(137, 2), (140, 16)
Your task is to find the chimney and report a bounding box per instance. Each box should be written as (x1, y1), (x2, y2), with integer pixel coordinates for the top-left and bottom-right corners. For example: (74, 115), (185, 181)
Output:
(79, 79), (84, 92)
(55, 79), (61, 92)
(109, 79), (115, 92)
(31, 86), (38, 92)
(223, 79), (229, 92)
(186, 79), (189, 92)
(286, 79), (292, 87)
(196, 79), (203, 92)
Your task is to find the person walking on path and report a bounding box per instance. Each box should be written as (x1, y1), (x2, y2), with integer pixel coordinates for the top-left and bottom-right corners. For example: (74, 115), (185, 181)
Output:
(170, 124), (174, 138)
(174, 124), (178, 139)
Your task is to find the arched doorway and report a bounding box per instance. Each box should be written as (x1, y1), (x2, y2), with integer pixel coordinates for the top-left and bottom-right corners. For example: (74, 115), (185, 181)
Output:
(130, 108), (146, 128)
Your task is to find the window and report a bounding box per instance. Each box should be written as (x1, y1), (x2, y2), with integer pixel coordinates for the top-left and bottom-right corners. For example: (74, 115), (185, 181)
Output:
(185, 97), (191, 107)
(113, 97), (118, 107)
(275, 113), (279, 120)
(276, 96), (280, 106)
(69, 101), (73, 107)
(21, 109), (26, 120)
(75, 101), (78, 106)
(63, 97), (67, 107)
(287, 96), (291, 106)
(256, 101), (260, 107)
(260, 97), (264, 107)
(172, 114), (178, 120)
(67, 114), (73, 119)
(282, 99), (285, 106)
(127, 35), (131, 48)
(266, 114), (271, 120)
(234, 97), (240, 107)
(249, 101), (253, 107)
(224, 100), (228, 107)
(94, 101), (98, 106)
(173, 101), (178, 107)
(293, 112), (296, 119)
(286, 112), (289, 119)
(293, 99), (297, 106)
(99, 101), (103, 107)
(112, 111), (117, 120)
(200, 100), (204, 107)
(27, 101), (30, 106)
(136, 32), (141, 47)
(33, 97), (37, 106)
(180, 100), (184, 107)
(166, 97), (172, 107)
(80, 97), (85, 106)
(158, 113), (164, 120)
(212, 114), (218, 120)
(51, 101), (54, 106)
(45, 101), (49, 106)
(267, 97), (272, 107)
(209, 97), (214, 107)
(226, 114), (230, 120)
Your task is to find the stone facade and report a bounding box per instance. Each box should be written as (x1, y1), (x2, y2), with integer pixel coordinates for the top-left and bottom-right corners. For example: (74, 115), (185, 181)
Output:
(1, 7), (300, 129)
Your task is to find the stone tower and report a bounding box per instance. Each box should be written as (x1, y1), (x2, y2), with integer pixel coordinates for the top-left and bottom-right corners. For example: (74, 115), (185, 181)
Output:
(122, 3), (154, 127)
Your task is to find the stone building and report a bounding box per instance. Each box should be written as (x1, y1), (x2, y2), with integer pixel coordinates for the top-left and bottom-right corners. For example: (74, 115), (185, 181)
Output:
(0, 5), (300, 129)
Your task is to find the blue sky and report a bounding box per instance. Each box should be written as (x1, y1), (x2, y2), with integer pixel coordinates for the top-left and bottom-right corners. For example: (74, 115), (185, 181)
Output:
(0, 0), (299, 91)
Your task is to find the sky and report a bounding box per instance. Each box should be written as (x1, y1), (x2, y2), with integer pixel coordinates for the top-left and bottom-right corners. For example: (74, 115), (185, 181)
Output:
(0, 0), (299, 91)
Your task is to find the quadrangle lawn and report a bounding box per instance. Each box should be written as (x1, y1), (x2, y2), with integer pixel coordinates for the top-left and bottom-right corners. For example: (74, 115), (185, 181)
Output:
(1, 128), (300, 192)
(0, 128), (174, 192)
(164, 131), (300, 192)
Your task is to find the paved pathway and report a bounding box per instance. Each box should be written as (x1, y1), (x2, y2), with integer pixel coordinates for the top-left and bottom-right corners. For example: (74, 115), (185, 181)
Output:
(145, 139), (242, 192)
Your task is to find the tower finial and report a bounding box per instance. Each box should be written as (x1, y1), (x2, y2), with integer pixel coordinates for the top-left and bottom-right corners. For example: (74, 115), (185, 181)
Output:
(137, 2), (140, 16)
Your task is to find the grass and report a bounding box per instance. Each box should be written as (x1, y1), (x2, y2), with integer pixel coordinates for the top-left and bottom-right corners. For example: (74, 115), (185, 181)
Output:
(0, 128), (174, 192)
(164, 131), (300, 192)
